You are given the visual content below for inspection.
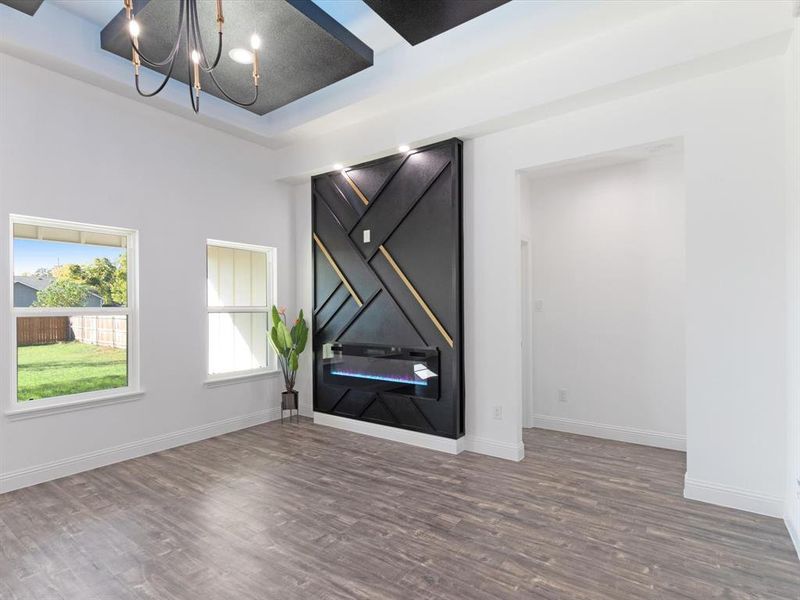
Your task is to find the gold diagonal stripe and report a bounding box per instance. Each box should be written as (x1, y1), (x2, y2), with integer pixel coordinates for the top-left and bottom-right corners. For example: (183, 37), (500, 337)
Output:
(313, 233), (363, 307)
(342, 171), (369, 205)
(378, 245), (454, 348)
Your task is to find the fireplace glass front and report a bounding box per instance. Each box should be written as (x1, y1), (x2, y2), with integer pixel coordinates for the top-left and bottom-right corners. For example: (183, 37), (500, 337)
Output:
(322, 343), (439, 400)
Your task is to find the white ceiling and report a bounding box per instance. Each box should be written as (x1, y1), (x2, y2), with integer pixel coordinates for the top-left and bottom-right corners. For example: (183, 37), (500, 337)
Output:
(0, 0), (681, 151)
(49, 0), (118, 26)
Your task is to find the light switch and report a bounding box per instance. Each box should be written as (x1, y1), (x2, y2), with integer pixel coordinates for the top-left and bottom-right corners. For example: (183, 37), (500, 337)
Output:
(535, 299), (544, 312)
(363, 229), (371, 243)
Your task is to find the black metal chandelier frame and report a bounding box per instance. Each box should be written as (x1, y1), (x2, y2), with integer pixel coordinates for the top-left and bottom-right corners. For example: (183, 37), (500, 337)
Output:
(123, 0), (260, 113)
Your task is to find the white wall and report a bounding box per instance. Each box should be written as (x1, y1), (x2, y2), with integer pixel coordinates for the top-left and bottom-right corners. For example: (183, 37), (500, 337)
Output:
(0, 54), (295, 491)
(292, 182), (314, 418)
(785, 15), (800, 556)
(467, 55), (787, 516)
(525, 153), (686, 450)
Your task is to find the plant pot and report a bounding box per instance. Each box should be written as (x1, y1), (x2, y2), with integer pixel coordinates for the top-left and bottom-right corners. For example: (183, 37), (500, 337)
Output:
(281, 390), (299, 424)
(281, 390), (298, 410)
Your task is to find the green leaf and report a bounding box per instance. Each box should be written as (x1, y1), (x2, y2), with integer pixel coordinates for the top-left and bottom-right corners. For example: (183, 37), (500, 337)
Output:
(271, 305), (282, 328)
(289, 350), (298, 372)
(295, 319), (308, 355)
(270, 326), (286, 355)
(279, 321), (292, 350)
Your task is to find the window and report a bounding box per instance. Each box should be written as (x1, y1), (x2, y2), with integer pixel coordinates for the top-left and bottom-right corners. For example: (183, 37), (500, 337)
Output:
(10, 215), (139, 414)
(206, 240), (276, 380)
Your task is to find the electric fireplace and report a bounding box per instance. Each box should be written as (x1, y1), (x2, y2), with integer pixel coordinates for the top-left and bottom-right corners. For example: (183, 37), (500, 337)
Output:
(322, 343), (440, 400)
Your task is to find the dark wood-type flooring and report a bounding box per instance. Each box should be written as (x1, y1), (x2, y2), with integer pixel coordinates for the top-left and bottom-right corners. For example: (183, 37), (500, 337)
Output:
(1, 419), (798, 599)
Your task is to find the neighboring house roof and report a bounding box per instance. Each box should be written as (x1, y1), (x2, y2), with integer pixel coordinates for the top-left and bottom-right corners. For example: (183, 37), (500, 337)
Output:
(14, 276), (103, 301)
(14, 275), (54, 291)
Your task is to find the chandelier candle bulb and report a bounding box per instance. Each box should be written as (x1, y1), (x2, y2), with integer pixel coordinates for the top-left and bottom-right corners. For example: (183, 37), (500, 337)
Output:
(252, 50), (260, 86)
(129, 20), (140, 73)
(191, 50), (201, 96)
(250, 35), (261, 85)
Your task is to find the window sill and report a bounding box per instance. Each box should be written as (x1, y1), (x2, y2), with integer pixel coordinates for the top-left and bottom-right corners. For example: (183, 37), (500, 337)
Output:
(5, 389), (145, 421)
(204, 369), (281, 388)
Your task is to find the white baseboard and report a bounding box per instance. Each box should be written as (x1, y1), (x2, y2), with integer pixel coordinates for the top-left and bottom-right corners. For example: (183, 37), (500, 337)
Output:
(532, 414), (686, 451)
(463, 435), (525, 461)
(683, 475), (784, 518)
(0, 407), (282, 495)
(313, 412), (464, 454)
(786, 515), (800, 561)
(312, 412), (526, 461)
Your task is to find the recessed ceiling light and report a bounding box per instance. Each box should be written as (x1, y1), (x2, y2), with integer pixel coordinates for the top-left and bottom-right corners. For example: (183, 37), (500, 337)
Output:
(333, 163), (343, 171)
(398, 144), (410, 153)
(228, 48), (254, 65)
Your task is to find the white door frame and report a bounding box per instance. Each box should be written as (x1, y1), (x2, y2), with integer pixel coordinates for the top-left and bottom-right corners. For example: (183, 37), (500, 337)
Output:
(520, 237), (534, 428)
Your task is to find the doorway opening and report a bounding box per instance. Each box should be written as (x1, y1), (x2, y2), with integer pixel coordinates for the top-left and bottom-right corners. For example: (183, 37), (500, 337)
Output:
(518, 140), (686, 452)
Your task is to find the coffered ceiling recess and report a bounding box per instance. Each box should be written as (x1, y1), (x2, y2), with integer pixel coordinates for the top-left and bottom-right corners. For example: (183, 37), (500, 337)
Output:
(0, 0), (43, 16)
(363, 0), (511, 45)
(100, 0), (373, 116)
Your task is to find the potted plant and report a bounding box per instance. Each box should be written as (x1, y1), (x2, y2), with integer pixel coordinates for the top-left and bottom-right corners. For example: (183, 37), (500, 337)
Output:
(269, 306), (308, 422)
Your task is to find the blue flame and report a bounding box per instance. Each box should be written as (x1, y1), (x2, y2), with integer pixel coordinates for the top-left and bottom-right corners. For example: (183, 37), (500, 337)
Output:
(329, 370), (428, 386)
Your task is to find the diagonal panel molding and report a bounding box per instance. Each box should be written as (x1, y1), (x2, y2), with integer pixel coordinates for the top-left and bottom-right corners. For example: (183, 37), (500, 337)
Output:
(348, 147), (452, 258)
(315, 188), (428, 344)
(378, 245), (453, 347)
(312, 139), (464, 439)
(313, 233), (363, 306)
(346, 154), (407, 203)
(342, 171), (369, 206)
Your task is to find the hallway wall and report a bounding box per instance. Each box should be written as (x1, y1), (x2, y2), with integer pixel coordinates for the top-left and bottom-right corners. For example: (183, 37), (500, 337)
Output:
(524, 152), (686, 450)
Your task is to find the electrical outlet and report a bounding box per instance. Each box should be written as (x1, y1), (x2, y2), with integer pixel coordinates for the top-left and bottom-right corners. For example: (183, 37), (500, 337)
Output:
(558, 388), (568, 403)
(363, 229), (371, 243)
(493, 406), (503, 420)
(535, 299), (544, 312)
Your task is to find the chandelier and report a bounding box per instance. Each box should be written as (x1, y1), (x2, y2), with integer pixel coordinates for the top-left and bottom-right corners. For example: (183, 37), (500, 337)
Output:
(123, 0), (260, 113)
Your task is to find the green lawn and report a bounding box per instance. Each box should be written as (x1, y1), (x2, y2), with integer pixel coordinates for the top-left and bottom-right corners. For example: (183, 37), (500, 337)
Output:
(17, 342), (127, 402)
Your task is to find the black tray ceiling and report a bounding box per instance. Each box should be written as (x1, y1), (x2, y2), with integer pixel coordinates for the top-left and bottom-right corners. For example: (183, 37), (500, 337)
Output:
(363, 0), (510, 46)
(101, 0), (373, 116)
(0, 0), (43, 16)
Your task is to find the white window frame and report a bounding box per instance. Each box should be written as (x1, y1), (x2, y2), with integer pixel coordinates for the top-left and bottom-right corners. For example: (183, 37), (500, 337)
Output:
(7, 214), (141, 419)
(204, 239), (278, 386)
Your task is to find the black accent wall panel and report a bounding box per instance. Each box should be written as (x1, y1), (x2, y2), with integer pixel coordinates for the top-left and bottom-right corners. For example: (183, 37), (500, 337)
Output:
(312, 139), (464, 439)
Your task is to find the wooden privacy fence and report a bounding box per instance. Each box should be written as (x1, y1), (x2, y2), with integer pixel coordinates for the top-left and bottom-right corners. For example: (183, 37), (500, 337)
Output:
(17, 317), (71, 346)
(16, 316), (127, 349)
(70, 315), (127, 349)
